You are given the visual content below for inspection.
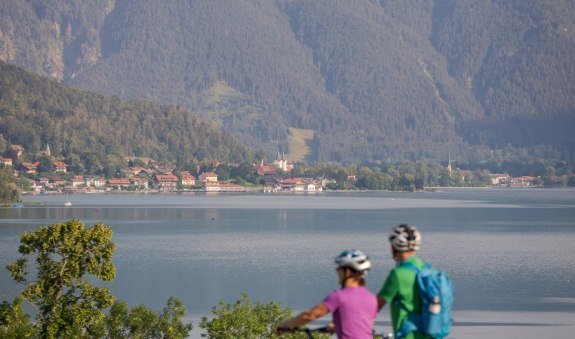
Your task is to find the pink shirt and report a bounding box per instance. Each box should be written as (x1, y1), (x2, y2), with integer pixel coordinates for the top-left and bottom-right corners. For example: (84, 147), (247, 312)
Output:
(322, 286), (378, 339)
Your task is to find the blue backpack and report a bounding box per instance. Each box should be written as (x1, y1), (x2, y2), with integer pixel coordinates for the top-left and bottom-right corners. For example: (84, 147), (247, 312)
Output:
(395, 262), (453, 339)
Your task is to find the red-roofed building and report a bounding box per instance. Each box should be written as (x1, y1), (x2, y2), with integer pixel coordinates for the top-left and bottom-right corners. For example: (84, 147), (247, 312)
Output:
(153, 173), (178, 190)
(281, 178), (305, 191)
(53, 161), (68, 173)
(255, 164), (276, 176)
(180, 171), (196, 187)
(20, 162), (38, 174)
(107, 178), (131, 189)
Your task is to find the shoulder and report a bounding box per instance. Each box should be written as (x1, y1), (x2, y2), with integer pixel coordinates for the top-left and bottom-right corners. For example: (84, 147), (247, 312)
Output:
(323, 289), (342, 303)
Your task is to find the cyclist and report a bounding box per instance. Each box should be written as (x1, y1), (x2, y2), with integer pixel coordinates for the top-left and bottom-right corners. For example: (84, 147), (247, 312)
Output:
(377, 224), (428, 339)
(277, 250), (378, 339)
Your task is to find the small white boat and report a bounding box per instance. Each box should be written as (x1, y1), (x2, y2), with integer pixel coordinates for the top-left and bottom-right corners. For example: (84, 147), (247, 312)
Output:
(64, 195), (72, 207)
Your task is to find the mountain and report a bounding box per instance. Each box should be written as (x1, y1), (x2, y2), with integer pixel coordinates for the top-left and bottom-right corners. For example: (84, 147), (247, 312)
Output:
(1, 0), (573, 163)
(0, 61), (253, 166)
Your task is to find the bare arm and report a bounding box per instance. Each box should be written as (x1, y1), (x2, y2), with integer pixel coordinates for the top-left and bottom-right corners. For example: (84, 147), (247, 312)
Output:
(377, 295), (387, 312)
(277, 303), (330, 330)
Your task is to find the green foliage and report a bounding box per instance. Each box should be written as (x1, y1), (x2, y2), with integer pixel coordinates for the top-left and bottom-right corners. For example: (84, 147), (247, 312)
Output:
(1, 219), (193, 338)
(105, 298), (192, 339)
(6, 219), (116, 337)
(0, 167), (20, 204)
(3, 1), (573, 163)
(200, 292), (297, 339)
(0, 61), (254, 168)
(0, 298), (37, 338)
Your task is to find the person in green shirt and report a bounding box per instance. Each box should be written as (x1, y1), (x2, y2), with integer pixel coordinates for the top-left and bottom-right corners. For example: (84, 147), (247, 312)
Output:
(377, 224), (429, 339)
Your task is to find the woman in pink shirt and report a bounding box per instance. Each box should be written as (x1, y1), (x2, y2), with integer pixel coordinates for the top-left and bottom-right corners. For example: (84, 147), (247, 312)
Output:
(277, 250), (378, 339)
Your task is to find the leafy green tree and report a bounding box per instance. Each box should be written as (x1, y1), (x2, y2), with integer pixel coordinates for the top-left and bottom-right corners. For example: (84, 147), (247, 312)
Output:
(0, 298), (36, 338)
(6, 219), (116, 337)
(67, 153), (85, 174)
(200, 292), (301, 339)
(0, 134), (7, 152)
(105, 297), (192, 338)
(2, 219), (193, 338)
(0, 167), (20, 204)
(37, 155), (55, 173)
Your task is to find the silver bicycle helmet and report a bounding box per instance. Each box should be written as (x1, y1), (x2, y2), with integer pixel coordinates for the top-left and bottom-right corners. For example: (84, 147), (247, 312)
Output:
(334, 249), (372, 273)
(389, 224), (422, 252)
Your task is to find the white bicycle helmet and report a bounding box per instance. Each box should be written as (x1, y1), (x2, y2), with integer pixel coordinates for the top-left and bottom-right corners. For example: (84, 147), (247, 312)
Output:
(334, 249), (372, 273)
(389, 224), (422, 252)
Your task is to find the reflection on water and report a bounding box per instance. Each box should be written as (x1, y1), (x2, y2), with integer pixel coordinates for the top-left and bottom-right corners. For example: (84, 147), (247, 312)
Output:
(1, 189), (574, 317)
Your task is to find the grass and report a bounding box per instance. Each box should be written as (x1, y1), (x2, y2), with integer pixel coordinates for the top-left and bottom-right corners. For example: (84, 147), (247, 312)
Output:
(287, 127), (314, 162)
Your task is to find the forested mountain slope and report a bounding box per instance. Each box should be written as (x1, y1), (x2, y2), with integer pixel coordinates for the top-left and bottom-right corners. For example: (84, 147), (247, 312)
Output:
(0, 61), (253, 165)
(1, 0), (573, 163)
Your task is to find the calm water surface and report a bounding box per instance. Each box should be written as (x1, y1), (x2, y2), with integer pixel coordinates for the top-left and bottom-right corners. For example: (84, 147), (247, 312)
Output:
(1, 188), (574, 320)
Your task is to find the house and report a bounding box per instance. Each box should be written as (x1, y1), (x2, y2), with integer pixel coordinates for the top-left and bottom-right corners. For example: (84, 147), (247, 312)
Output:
(20, 162), (38, 174)
(281, 178), (305, 192)
(0, 156), (12, 167)
(107, 178), (132, 190)
(50, 177), (66, 187)
(305, 182), (316, 192)
(510, 176), (536, 187)
(153, 174), (178, 190)
(53, 161), (68, 173)
(130, 178), (149, 189)
(180, 171), (196, 187)
(254, 164), (276, 176)
(86, 177), (107, 188)
(71, 176), (85, 188)
(125, 167), (148, 176)
(199, 172), (218, 182)
(489, 173), (510, 186)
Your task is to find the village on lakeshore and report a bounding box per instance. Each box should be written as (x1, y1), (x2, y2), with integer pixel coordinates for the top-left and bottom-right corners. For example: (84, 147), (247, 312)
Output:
(0, 143), (569, 196)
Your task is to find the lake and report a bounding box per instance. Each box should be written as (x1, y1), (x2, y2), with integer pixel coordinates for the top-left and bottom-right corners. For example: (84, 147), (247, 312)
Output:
(1, 188), (574, 337)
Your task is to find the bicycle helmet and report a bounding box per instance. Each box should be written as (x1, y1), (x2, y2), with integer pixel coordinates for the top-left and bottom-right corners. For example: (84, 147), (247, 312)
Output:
(389, 224), (422, 252)
(334, 250), (372, 273)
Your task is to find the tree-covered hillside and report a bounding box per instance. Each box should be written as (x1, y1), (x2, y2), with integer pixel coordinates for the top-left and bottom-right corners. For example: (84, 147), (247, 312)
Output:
(1, 0), (573, 163)
(0, 61), (253, 166)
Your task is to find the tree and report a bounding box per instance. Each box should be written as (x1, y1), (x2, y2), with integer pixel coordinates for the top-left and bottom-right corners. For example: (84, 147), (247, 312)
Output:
(37, 155), (55, 173)
(67, 153), (85, 174)
(0, 298), (36, 337)
(0, 167), (20, 204)
(2, 219), (193, 338)
(105, 297), (192, 338)
(6, 219), (116, 337)
(199, 292), (307, 339)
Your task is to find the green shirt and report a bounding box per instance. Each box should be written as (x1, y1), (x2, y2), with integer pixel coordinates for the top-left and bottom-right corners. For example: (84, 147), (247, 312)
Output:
(378, 256), (429, 339)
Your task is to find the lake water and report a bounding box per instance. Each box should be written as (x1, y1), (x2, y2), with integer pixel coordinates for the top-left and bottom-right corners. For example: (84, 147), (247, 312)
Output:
(1, 188), (574, 337)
